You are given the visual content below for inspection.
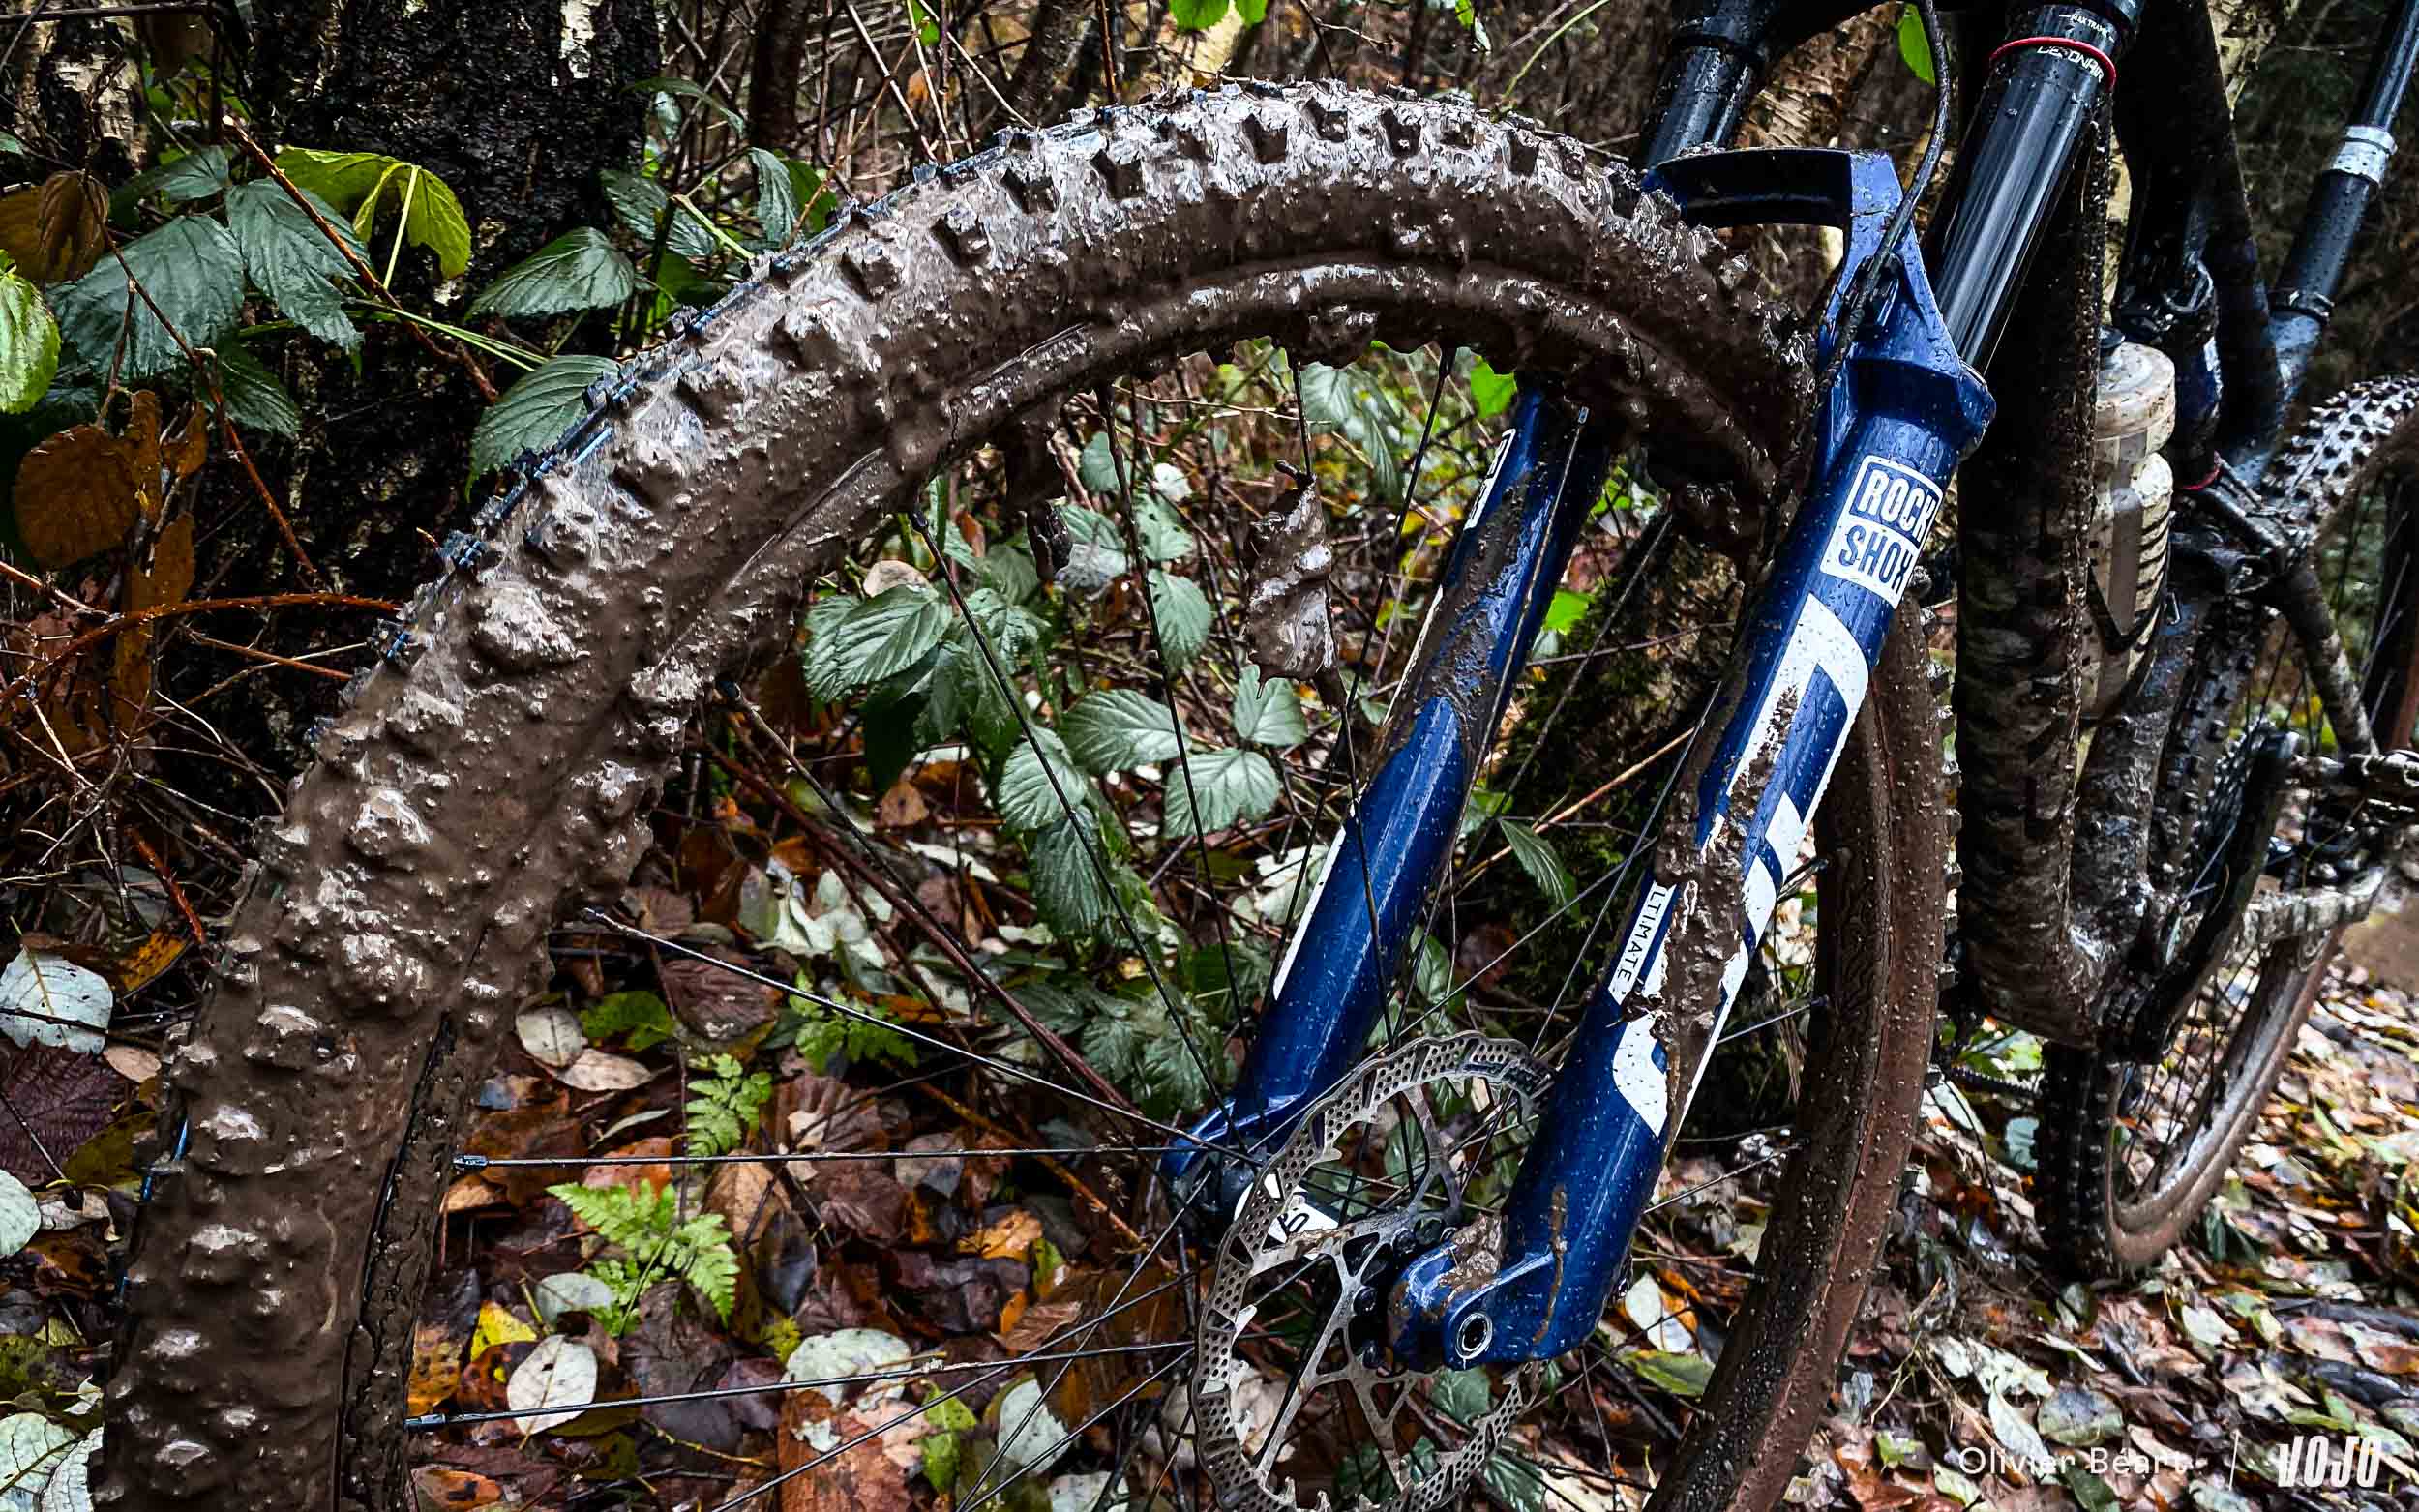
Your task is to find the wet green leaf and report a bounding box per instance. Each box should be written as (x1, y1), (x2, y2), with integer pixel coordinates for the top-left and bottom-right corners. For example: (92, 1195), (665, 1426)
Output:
(469, 354), (618, 477)
(1624, 1350), (1712, 1398)
(275, 150), (469, 276)
(749, 148), (801, 244)
(224, 179), (363, 348)
(581, 990), (677, 1052)
(1162, 747), (1278, 837)
(1432, 1368), (1489, 1423)
(1480, 1453), (1544, 1512)
(1897, 3), (1936, 82)
(0, 269), (57, 414)
(1149, 570), (1211, 667)
(1078, 431), (1121, 494)
(210, 344), (301, 438)
(1468, 355), (1516, 417)
(1063, 689), (1184, 773)
(1542, 588), (1590, 635)
(1000, 728), (1090, 832)
(1233, 666), (1308, 749)
(468, 227), (637, 319)
(1497, 820), (1574, 908)
(53, 215), (244, 380)
(600, 168), (716, 261)
(629, 76), (746, 133)
(827, 585), (952, 693)
(1030, 821), (1112, 938)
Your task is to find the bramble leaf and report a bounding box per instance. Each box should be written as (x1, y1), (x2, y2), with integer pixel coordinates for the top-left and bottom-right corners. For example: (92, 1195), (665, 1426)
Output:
(1149, 570), (1211, 667)
(1162, 746), (1278, 837)
(1232, 666), (1307, 749)
(999, 727), (1089, 831)
(468, 227), (638, 319)
(469, 354), (619, 477)
(600, 168), (716, 261)
(1062, 688), (1184, 773)
(209, 345), (302, 438)
(53, 216), (244, 380)
(224, 179), (363, 348)
(1030, 818), (1112, 936)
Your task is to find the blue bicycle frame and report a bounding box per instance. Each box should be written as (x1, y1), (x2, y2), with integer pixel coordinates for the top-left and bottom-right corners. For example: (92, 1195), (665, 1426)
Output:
(1163, 0), (2153, 1369)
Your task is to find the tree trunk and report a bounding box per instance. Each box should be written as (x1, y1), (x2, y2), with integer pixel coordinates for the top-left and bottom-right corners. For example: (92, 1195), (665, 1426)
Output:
(4, 15), (140, 182)
(157, 0), (661, 805)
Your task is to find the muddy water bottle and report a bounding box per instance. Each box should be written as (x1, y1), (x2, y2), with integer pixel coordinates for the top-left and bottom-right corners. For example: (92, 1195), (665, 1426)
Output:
(2088, 340), (2177, 717)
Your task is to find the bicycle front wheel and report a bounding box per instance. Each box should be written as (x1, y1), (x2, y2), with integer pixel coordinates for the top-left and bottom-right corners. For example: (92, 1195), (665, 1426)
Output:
(104, 84), (1936, 1512)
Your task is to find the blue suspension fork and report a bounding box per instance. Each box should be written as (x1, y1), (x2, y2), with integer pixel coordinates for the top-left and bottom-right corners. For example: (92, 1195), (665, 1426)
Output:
(1164, 388), (1618, 1212)
(1392, 149), (1992, 1367)
(1167, 150), (1991, 1368)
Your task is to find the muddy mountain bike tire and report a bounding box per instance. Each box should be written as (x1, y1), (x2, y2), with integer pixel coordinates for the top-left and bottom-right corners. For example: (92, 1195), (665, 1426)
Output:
(101, 83), (1940, 1512)
(2040, 376), (2419, 1277)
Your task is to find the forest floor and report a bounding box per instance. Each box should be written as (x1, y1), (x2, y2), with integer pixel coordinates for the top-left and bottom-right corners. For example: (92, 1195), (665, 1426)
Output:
(4, 793), (2415, 1512)
(1792, 890), (2419, 1512)
(384, 885), (2419, 1512)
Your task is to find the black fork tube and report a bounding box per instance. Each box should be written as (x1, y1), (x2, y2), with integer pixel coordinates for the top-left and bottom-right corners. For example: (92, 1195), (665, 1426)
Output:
(1639, 44), (1760, 167)
(1926, 3), (2136, 366)
(2269, 0), (2419, 410)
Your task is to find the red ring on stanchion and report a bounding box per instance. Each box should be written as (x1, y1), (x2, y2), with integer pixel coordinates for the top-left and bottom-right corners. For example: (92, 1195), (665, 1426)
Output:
(2181, 461), (2223, 491)
(1985, 35), (2118, 90)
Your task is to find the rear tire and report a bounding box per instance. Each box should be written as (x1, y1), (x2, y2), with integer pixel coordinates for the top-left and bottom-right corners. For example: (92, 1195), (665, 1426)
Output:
(2040, 377), (2419, 1276)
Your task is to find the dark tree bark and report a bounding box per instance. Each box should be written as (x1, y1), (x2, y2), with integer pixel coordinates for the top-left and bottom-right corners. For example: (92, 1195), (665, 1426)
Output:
(749, 0), (821, 151)
(171, 0), (661, 782)
(2, 15), (139, 181)
(1003, 0), (1096, 127)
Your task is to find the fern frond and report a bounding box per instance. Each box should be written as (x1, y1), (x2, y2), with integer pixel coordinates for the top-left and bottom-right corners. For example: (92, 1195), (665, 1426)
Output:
(683, 1053), (775, 1158)
(674, 1213), (739, 1319)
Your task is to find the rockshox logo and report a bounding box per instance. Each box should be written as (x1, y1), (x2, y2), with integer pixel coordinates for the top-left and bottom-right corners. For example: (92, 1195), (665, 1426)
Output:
(1820, 456), (1943, 605)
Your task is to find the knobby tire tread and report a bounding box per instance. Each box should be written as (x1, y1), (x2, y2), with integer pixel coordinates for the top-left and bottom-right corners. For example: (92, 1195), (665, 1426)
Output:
(2037, 375), (2419, 1277)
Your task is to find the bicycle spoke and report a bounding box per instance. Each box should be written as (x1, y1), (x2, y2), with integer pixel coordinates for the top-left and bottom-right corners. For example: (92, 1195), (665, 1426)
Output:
(582, 912), (1248, 1157)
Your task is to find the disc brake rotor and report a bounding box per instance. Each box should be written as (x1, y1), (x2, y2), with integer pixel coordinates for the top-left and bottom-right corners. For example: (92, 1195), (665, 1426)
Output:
(1191, 1034), (1553, 1512)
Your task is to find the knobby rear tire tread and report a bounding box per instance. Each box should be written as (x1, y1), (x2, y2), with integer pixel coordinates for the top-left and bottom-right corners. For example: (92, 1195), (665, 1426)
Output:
(2037, 375), (2419, 1278)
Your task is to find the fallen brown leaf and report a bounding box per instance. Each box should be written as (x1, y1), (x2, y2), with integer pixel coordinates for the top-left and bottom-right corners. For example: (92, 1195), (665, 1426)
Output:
(877, 780), (928, 828)
(409, 1466), (503, 1509)
(778, 1397), (911, 1512)
(15, 424), (139, 570)
(960, 1208), (1042, 1260)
